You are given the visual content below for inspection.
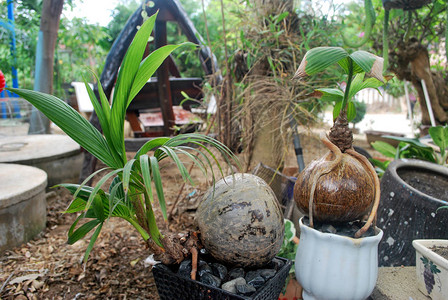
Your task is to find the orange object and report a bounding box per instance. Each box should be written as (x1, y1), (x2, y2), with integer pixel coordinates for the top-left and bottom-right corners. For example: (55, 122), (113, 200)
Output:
(278, 278), (303, 300)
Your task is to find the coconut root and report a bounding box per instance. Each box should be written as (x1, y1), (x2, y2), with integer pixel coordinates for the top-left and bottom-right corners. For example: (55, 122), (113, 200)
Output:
(151, 231), (202, 265)
(190, 247), (198, 280)
(346, 149), (381, 238)
(308, 133), (343, 227)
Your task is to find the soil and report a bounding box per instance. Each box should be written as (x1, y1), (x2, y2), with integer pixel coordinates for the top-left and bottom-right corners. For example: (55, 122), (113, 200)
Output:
(398, 167), (448, 201)
(432, 246), (448, 261)
(0, 126), (382, 299)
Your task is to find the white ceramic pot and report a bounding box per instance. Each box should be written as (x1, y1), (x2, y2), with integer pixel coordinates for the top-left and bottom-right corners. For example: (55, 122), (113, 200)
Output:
(412, 239), (448, 300)
(295, 217), (383, 300)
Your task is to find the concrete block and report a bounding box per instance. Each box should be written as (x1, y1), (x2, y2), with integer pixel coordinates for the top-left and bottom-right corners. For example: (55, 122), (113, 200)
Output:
(0, 134), (83, 187)
(0, 163), (47, 252)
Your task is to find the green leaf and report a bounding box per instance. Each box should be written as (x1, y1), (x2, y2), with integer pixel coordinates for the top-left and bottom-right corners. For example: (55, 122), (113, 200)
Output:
(85, 169), (122, 213)
(83, 71), (120, 163)
(283, 219), (296, 243)
(349, 50), (376, 73)
(346, 101), (356, 122)
(338, 57), (364, 74)
(315, 88), (344, 102)
(384, 136), (433, 150)
(173, 146), (207, 178)
(299, 47), (349, 76)
(68, 219), (101, 244)
(134, 137), (170, 160)
(122, 159), (137, 193)
(63, 198), (86, 213)
(60, 183), (94, 199)
(369, 158), (390, 171)
(429, 125), (448, 153)
(109, 13), (159, 161)
(93, 190), (106, 221)
(82, 73), (110, 140)
(109, 176), (125, 200)
(361, 77), (385, 90)
(68, 214), (84, 238)
(128, 44), (191, 107)
(143, 196), (163, 247)
(158, 146), (193, 185)
(83, 222), (103, 263)
(333, 101), (343, 121)
(8, 88), (120, 169)
(108, 181), (130, 219)
(69, 167), (111, 201)
(150, 156), (167, 220)
(140, 154), (154, 203)
(347, 72), (366, 101)
(397, 142), (436, 163)
(371, 141), (397, 158)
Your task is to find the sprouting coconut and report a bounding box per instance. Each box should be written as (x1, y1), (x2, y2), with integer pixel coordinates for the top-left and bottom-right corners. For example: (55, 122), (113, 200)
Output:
(196, 173), (284, 268)
(292, 47), (387, 237)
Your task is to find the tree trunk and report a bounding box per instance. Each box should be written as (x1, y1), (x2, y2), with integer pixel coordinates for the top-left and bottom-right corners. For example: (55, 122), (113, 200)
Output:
(29, 0), (64, 134)
(409, 46), (448, 125)
(391, 39), (448, 127)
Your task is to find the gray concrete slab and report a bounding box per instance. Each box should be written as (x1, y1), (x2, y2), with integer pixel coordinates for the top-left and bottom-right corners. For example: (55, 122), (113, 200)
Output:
(0, 163), (47, 252)
(0, 163), (47, 208)
(0, 134), (80, 164)
(0, 135), (83, 187)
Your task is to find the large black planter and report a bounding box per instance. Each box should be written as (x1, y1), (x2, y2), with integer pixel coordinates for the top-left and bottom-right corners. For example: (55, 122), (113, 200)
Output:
(152, 256), (292, 300)
(378, 159), (448, 267)
(382, 0), (432, 10)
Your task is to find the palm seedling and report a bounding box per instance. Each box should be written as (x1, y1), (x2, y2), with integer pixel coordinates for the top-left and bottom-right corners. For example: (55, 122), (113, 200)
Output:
(8, 12), (239, 265)
(293, 47), (388, 237)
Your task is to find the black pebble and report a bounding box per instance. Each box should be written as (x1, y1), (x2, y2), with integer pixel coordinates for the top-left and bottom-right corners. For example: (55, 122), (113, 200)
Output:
(211, 263), (228, 280)
(260, 269), (276, 280)
(236, 283), (256, 296)
(198, 261), (213, 277)
(177, 259), (192, 278)
(228, 267), (245, 280)
(267, 257), (284, 270)
(199, 272), (221, 287)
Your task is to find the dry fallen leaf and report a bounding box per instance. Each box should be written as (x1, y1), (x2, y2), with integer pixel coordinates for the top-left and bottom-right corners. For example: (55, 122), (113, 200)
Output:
(9, 273), (41, 285)
(32, 280), (45, 290)
(130, 258), (140, 267)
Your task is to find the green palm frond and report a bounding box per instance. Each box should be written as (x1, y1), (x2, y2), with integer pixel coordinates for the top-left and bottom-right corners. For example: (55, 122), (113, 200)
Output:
(8, 89), (121, 169)
(9, 12), (239, 264)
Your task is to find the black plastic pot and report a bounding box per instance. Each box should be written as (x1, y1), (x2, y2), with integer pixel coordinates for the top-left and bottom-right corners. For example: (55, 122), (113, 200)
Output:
(382, 0), (432, 10)
(377, 159), (448, 267)
(152, 256), (292, 300)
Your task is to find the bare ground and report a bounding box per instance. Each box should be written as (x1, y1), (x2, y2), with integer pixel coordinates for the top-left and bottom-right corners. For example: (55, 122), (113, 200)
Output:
(0, 127), (383, 299)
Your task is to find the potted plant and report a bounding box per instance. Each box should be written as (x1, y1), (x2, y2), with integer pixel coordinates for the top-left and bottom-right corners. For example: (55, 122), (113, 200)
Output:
(292, 47), (386, 300)
(411, 147), (448, 300)
(8, 13), (292, 299)
(412, 238), (448, 300)
(370, 126), (448, 267)
(413, 197), (448, 300)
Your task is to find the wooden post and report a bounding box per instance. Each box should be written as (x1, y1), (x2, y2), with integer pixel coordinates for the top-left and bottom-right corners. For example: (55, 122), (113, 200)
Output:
(155, 19), (175, 136)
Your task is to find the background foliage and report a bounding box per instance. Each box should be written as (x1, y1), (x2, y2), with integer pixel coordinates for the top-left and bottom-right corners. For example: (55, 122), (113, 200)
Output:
(1, 0), (446, 140)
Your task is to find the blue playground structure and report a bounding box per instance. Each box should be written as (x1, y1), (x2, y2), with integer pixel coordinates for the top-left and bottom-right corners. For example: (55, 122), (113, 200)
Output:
(0, 0), (23, 120)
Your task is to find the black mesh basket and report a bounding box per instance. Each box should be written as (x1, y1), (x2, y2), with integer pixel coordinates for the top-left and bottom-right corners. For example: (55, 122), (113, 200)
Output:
(152, 257), (292, 300)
